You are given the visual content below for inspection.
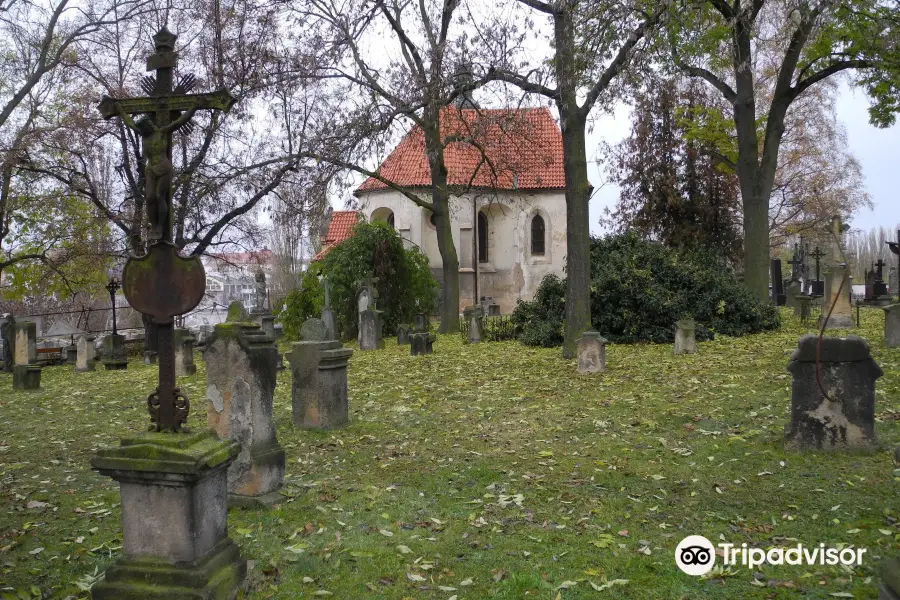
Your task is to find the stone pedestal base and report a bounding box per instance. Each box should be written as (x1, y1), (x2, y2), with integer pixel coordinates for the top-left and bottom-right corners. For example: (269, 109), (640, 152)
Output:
(91, 537), (245, 600)
(90, 430), (244, 600)
(12, 364), (41, 390)
(818, 313), (854, 329)
(288, 339), (353, 430)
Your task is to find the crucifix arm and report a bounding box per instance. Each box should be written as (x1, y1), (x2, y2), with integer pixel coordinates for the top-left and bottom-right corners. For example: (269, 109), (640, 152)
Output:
(114, 102), (146, 132)
(164, 107), (198, 134)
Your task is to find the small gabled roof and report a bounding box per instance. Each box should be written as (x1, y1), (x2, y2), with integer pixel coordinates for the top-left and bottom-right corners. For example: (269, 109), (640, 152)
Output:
(313, 211), (359, 261)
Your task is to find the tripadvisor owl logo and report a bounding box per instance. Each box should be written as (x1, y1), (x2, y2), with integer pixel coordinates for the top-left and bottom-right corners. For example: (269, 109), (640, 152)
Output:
(675, 535), (716, 576)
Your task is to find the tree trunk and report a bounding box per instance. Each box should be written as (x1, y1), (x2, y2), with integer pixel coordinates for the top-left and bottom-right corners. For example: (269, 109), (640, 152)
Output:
(429, 160), (460, 333)
(559, 108), (592, 358)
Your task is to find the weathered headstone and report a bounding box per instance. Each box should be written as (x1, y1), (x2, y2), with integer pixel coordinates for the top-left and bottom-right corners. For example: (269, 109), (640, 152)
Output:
(287, 318), (353, 429)
(785, 335), (881, 450)
(891, 267), (899, 297)
(674, 318), (697, 355)
(144, 350), (158, 365)
(89, 27), (245, 599)
(12, 321), (41, 390)
(0, 314), (13, 373)
(76, 334), (97, 372)
(321, 276), (337, 341)
(464, 305), (483, 344)
(785, 280), (802, 308)
(884, 305), (900, 348)
(357, 278), (384, 350)
(204, 322), (285, 507)
(174, 329), (197, 376)
(480, 296), (501, 317)
(102, 333), (128, 370)
(576, 330), (607, 373)
(397, 324), (411, 345)
(300, 317), (328, 341)
(819, 216), (853, 328)
(64, 343), (78, 364)
(410, 312), (435, 356)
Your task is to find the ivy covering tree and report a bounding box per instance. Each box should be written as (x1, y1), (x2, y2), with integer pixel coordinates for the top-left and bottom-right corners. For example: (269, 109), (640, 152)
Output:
(602, 78), (743, 264)
(513, 234), (779, 346)
(279, 221), (437, 340)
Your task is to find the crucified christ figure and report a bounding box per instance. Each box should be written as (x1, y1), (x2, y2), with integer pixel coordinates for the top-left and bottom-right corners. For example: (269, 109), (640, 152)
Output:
(114, 104), (198, 242)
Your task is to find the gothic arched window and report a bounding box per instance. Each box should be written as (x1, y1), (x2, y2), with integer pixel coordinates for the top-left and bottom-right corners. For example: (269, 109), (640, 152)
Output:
(531, 215), (545, 256)
(477, 212), (488, 263)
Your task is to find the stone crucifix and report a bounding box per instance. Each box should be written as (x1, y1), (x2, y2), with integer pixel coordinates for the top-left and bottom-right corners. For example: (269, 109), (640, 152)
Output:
(98, 27), (236, 432)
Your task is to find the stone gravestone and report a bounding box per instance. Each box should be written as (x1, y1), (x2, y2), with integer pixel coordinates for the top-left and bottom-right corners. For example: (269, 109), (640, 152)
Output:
(64, 343), (78, 364)
(0, 314), (13, 372)
(410, 312), (435, 356)
(76, 334), (97, 372)
(102, 333), (128, 370)
(784, 335), (881, 450)
(819, 216), (853, 329)
(884, 305), (900, 348)
(204, 322), (285, 507)
(785, 280), (802, 309)
(12, 321), (41, 390)
(174, 329), (197, 376)
(357, 275), (384, 350)
(321, 276), (338, 341)
(249, 275), (284, 371)
(576, 330), (607, 374)
(464, 305), (483, 344)
(890, 267), (899, 297)
(674, 318), (697, 355)
(89, 27), (245, 600)
(397, 323), (411, 345)
(287, 317), (353, 429)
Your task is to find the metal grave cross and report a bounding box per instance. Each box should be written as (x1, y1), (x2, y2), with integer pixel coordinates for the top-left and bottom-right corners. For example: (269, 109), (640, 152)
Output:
(97, 27), (237, 432)
(810, 246), (826, 284)
(875, 258), (887, 282)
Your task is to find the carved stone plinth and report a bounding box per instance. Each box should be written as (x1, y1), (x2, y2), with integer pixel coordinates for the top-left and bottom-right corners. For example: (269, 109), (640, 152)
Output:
(287, 332), (353, 429)
(103, 334), (128, 370)
(204, 323), (285, 507)
(90, 430), (245, 599)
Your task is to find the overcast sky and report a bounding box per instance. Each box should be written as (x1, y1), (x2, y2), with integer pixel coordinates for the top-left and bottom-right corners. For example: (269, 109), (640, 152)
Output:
(586, 81), (900, 237)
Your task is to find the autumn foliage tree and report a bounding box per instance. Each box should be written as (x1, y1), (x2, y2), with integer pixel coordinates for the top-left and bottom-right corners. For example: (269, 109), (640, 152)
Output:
(602, 78), (743, 263)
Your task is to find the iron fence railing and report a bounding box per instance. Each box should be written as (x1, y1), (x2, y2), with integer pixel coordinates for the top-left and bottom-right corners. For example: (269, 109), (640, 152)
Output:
(459, 314), (518, 342)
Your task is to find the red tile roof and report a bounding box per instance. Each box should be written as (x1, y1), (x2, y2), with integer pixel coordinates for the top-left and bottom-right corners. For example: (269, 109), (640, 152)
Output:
(313, 211), (359, 261)
(355, 107), (565, 194)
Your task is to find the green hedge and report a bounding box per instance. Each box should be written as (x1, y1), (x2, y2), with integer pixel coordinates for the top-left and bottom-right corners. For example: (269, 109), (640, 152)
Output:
(513, 234), (779, 346)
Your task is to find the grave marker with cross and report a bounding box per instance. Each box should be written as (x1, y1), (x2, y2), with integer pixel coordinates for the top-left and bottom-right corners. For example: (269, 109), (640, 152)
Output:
(97, 27), (237, 432)
(787, 249), (803, 282)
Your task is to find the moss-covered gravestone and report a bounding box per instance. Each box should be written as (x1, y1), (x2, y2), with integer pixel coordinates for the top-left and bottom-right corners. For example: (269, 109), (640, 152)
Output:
(410, 312), (435, 356)
(12, 321), (41, 390)
(204, 322), (285, 507)
(674, 319), (696, 355)
(288, 318), (353, 429)
(226, 300), (249, 322)
(89, 27), (244, 600)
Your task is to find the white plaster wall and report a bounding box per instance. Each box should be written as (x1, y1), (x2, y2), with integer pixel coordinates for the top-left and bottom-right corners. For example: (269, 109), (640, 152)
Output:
(357, 189), (567, 312)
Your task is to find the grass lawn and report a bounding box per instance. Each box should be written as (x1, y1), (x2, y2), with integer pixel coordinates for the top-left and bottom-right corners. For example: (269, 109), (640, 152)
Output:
(1, 309), (898, 599)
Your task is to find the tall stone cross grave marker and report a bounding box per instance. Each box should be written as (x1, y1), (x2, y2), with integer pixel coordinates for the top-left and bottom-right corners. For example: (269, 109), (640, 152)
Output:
(89, 28), (245, 599)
